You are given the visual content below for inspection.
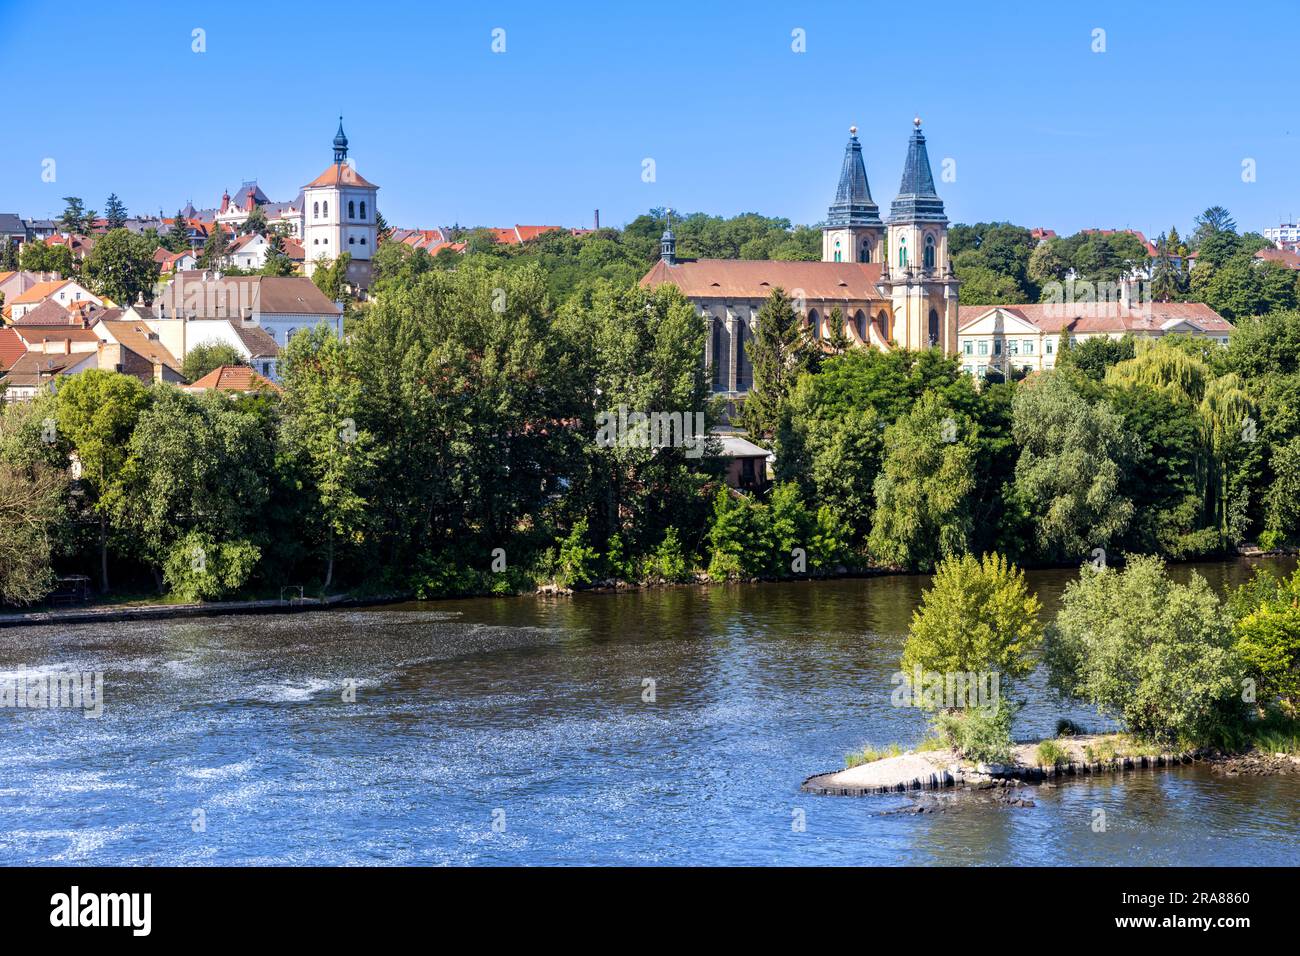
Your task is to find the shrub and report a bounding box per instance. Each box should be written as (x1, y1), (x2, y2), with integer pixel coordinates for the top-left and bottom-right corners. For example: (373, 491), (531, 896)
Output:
(931, 699), (1016, 764)
(706, 487), (770, 581)
(163, 532), (260, 601)
(1036, 739), (1068, 767)
(557, 518), (600, 587)
(1046, 555), (1244, 744)
(845, 743), (902, 767)
(645, 526), (690, 583)
(1235, 604), (1300, 712)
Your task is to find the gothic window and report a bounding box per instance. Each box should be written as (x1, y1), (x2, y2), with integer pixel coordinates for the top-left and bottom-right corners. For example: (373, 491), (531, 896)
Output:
(860, 241), (870, 263)
(876, 310), (888, 341)
(736, 321), (749, 389)
(898, 237), (908, 268)
(313, 202), (319, 218)
(360, 201), (367, 219)
(808, 308), (821, 339)
(348, 201), (356, 219)
(924, 235), (936, 270)
(323, 201), (329, 217)
(854, 309), (867, 340)
(928, 308), (940, 346)
(712, 318), (724, 387)
(833, 239), (842, 263)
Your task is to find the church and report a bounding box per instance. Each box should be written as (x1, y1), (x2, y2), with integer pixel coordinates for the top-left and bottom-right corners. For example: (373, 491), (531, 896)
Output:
(641, 118), (960, 396)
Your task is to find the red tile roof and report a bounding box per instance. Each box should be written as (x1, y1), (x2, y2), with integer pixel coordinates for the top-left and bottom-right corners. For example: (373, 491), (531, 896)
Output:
(641, 258), (884, 301)
(184, 364), (281, 393)
(1254, 247), (1300, 270)
(304, 163), (376, 189)
(958, 301), (1233, 335)
(0, 327), (24, 372)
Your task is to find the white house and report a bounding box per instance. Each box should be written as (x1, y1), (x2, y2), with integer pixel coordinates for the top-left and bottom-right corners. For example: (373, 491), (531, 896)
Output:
(957, 301), (1234, 379)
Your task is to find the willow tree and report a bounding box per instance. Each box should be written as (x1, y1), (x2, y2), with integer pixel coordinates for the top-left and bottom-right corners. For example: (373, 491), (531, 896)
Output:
(1107, 339), (1253, 545)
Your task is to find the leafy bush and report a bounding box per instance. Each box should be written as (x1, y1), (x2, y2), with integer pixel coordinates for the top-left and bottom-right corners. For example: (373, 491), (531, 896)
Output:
(1036, 739), (1068, 767)
(1235, 603), (1300, 712)
(645, 526), (691, 583)
(1046, 555), (1245, 744)
(163, 532), (260, 601)
(706, 487), (769, 581)
(557, 518), (600, 587)
(931, 699), (1016, 764)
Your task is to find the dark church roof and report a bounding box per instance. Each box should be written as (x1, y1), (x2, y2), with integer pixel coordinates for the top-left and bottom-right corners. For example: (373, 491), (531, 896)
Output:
(888, 119), (947, 225)
(826, 127), (881, 228)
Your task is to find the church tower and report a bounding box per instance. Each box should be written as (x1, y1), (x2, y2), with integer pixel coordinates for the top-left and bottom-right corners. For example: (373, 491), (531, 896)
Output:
(302, 117), (380, 290)
(822, 126), (883, 264)
(879, 118), (959, 353)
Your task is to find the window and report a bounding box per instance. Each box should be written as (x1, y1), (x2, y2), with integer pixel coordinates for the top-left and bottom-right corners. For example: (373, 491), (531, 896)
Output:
(854, 310), (867, 340)
(1045, 340), (1054, 355)
(348, 201), (356, 219)
(994, 339), (1002, 355)
(349, 237), (355, 244)
(978, 341), (988, 356)
(360, 201), (366, 219)
(898, 237), (908, 267)
(323, 201), (329, 217)
(360, 237), (366, 245)
(859, 241), (870, 263)
(963, 365), (973, 376)
(927, 309), (939, 346)
(833, 239), (842, 263)
(808, 308), (821, 339)
(1023, 340), (1035, 355)
(963, 341), (973, 355)
(977, 364), (988, 378)
(1007, 340), (1019, 355)
(736, 322), (749, 388)
(313, 202), (319, 218)
(924, 234), (935, 269)
(712, 318), (723, 386)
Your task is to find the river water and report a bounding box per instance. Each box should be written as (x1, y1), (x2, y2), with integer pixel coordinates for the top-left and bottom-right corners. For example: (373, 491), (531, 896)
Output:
(1, 557), (1297, 866)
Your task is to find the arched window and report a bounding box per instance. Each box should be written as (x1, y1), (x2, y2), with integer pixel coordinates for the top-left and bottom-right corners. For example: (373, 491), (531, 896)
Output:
(313, 201), (319, 218)
(712, 318), (724, 387)
(876, 310), (889, 342)
(808, 308), (821, 339)
(898, 237), (908, 268)
(360, 201), (366, 219)
(859, 241), (870, 263)
(323, 201), (329, 217)
(286, 327), (296, 342)
(348, 200), (356, 219)
(854, 309), (867, 340)
(928, 309), (940, 346)
(924, 234), (936, 270)
(833, 239), (842, 263)
(736, 322), (748, 389)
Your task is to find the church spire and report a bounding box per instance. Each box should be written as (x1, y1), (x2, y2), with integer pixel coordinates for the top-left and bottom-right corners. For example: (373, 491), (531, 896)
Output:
(827, 125), (881, 227)
(333, 116), (349, 164)
(888, 116), (946, 224)
(660, 208), (677, 263)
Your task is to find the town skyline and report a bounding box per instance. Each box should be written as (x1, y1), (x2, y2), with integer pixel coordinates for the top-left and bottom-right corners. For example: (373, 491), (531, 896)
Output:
(2, 0), (1300, 236)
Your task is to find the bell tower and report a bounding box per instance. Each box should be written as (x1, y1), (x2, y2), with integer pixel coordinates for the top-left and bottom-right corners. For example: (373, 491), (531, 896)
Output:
(822, 125), (884, 264)
(879, 117), (960, 353)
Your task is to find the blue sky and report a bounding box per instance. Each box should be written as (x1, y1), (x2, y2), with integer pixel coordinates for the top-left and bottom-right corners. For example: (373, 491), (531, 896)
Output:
(2, 0), (1298, 237)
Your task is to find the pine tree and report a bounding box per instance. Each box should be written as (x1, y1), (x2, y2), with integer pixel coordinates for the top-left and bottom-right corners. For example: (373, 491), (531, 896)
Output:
(59, 196), (86, 234)
(104, 193), (128, 230)
(165, 211), (191, 253)
(738, 288), (820, 440)
(200, 222), (229, 269)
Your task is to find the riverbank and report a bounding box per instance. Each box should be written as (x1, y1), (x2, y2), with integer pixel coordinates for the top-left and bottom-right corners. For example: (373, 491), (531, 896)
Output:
(802, 733), (1300, 797)
(0, 592), (408, 629)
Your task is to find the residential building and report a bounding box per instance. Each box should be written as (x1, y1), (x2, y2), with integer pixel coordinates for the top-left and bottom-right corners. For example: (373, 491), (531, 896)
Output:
(92, 318), (186, 385)
(1263, 222), (1300, 249)
(642, 119), (960, 396)
(956, 301), (1234, 379)
(7, 279), (101, 320)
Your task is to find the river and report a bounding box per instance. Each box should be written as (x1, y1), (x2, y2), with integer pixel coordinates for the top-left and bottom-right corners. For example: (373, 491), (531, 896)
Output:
(1, 557), (1297, 865)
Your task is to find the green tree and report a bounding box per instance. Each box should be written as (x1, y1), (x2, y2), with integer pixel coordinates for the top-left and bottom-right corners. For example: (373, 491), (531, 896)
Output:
(182, 342), (246, 383)
(0, 461), (67, 605)
(868, 391), (977, 571)
(902, 552), (1043, 693)
(81, 228), (160, 304)
(1262, 436), (1300, 543)
(261, 229), (296, 276)
(54, 371), (150, 592)
(199, 223), (229, 268)
(1011, 373), (1139, 561)
(164, 211), (191, 253)
(19, 241), (74, 276)
(104, 193), (128, 230)
(1046, 556), (1243, 744)
(240, 205), (268, 236)
(59, 196), (88, 234)
(280, 324), (377, 590)
(310, 252), (352, 304)
(739, 288), (819, 439)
